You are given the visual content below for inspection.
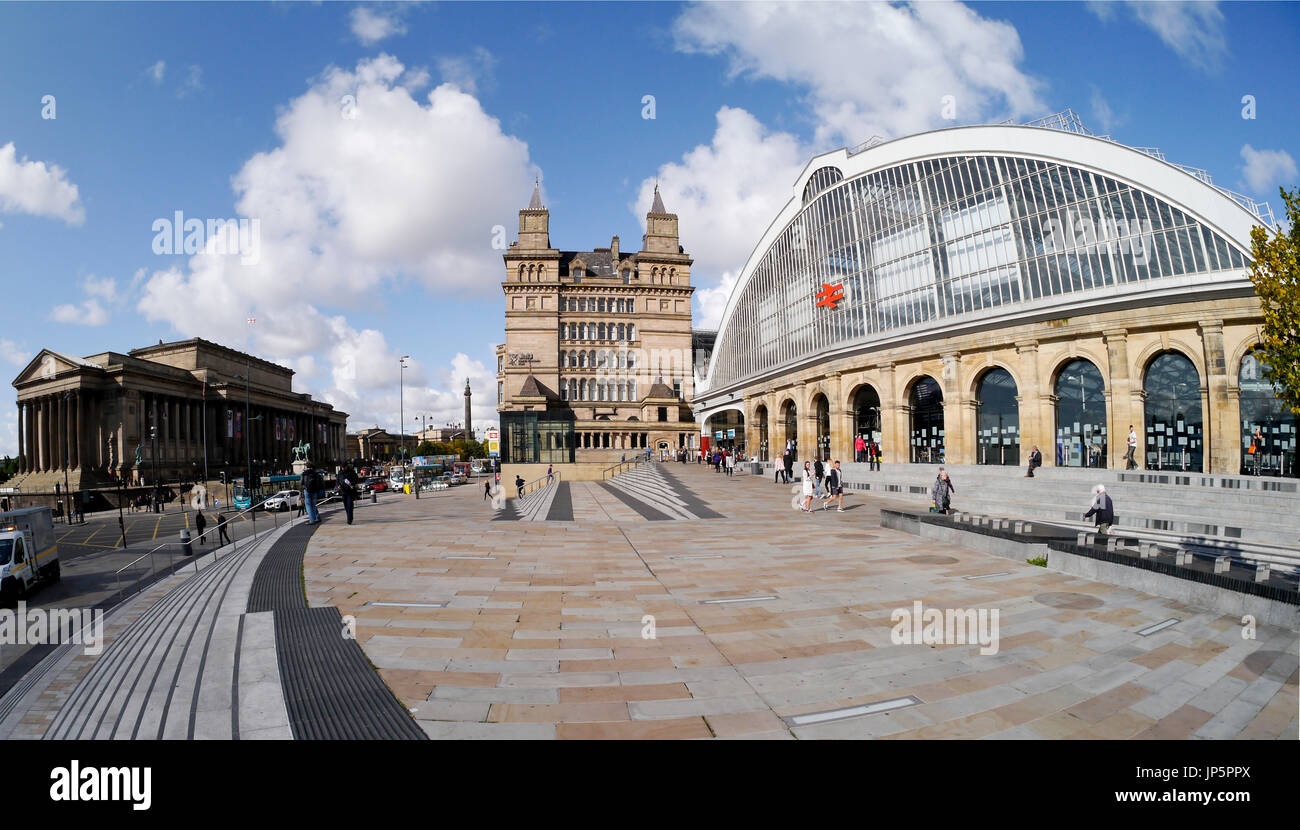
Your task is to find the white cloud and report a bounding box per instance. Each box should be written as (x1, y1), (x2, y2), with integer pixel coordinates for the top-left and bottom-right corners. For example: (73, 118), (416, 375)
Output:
(1090, 1), (1227, 71)
(49, 298), (109, 326)
(1240, 144), (1298, 195)
(351, 6), (408, 45)
(633, 107), (809, 289)
(1089, 85), (1123, 134)
(146, 60), (166, 84)
(0, 142), (85, 225)
(437, 47), (496, 96)
(673, 0), (1045, 148)
(0, 338), (28, 367)
(83, 274), (118, 301)
(177, 64), (203, 98)
(693, 270), (739, 331)
(136, 55), (531, 436)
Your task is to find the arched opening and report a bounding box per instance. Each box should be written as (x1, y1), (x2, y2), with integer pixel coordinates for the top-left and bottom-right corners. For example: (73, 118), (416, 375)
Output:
(781, 399), (798, 460)
(1054, 358), (1107, 467)
(1239, 349), (1297, 477)
(706, 410), (745, 455)
(754, 405), (770, 461)
(975, 368), (1020, 466)
(852, 385), (881, 462)
(908, 376), (944, 463)
(1143, 351), (1203, 472)
(813, 394), (831, 461)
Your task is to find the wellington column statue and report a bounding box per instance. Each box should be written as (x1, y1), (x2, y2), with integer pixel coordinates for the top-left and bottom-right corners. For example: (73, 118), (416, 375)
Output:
(464, 379), (472, 442)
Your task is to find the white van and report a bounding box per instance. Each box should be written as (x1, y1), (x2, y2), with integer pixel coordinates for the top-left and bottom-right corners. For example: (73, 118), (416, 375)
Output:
(0, 506), (60, 605)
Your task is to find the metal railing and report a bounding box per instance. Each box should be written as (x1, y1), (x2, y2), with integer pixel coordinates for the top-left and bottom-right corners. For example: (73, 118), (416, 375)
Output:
(518, 471), (560, 498)
(602, 455), (645, 480)
(109, 492), (341, 602)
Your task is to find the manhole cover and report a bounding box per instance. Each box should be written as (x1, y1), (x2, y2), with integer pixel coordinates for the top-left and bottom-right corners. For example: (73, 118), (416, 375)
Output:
(907, 555), (959, 565)
(1034, 592), (1104, 610)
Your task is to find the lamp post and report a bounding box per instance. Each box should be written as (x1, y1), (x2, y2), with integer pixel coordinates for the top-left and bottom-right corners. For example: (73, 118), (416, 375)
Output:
(399, 355), (410, 462)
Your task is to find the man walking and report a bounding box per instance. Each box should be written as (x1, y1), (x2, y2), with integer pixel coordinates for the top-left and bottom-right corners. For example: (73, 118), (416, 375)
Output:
(825, 460), (845, 512)
(302, 462), (323, 524)
(515, 475), (526, 499)
(217, 511), (232, 546)
(194, 509), (207, 546)
(813, 457), (825, 499)
(783, 448), (794, 485)
(484, 479), (493, 500)
(1125, 425), (1138, 470)
(546, 464), (555, 484)
(1083, 484), (1115, 535)
(339, 463), (361, 524)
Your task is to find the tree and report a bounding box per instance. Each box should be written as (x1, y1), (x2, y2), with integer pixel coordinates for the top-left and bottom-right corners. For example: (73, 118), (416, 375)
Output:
(414, 440), (438, 456)
(1247, 186), (1300, 416)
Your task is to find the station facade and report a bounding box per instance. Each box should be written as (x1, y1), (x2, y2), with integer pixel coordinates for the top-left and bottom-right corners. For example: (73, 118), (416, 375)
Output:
(694, 113), (1294, 476)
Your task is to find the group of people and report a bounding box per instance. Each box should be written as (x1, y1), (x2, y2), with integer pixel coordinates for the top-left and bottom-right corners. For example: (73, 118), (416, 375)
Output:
(797, 458), (846, 513)
(707, 448), (738, 475)
(853, 435), (882, 470)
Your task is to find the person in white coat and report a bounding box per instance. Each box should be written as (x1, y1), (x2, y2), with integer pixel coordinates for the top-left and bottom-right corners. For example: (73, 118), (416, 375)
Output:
(800, 461), (815, 513)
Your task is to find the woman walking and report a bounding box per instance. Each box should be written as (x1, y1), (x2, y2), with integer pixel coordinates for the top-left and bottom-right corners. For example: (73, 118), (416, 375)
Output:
(931, 467), (955, 515)
(800, 461), (816, 513)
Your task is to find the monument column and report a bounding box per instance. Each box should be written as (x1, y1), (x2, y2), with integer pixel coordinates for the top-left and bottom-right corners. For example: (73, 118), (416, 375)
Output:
(68, 391), (78, 470)
(16, 402), (25, 474)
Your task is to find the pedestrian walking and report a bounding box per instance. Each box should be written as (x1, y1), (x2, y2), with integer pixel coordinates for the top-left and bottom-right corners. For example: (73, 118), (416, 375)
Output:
(931, 467), (955, 515)
(194, 509), (207, 546)
(1249, 427), (1264, 475)
(217, 511), (232, 546)
(725, 451), (735, 477)
(339, 463), (361, 524)
(855, 435), (866, 463)
(825, 460), (845, 512)
(800, 462), (816, 513)
(1025, 445), (1043, 477)
(302, 462), (323, 524)
(871, 440), (882, 472)
(1083, 484), (1115, 534)
(484, 479), (492, 500)
(546, 464), (555, 484)
(515, 475), (525, 499)
(813, 458), (825, 498)
(296, 489), (306, 518)
(1125, 425), (1138, 470)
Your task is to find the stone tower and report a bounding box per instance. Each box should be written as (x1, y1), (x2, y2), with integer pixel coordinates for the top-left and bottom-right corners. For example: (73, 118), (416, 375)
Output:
(464, 378), (472, 441)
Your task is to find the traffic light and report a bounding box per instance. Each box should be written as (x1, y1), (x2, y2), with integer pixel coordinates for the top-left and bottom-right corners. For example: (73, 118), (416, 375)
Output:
(219, 471), (227, 484)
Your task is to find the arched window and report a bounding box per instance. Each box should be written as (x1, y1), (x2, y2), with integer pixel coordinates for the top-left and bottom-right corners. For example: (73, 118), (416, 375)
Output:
(1054, 359), (1106, 467)
(628, 380), (637, 400)
(1239, 349), (1296, 476)
(975, 368), (1020, 466)
(579, 379), (587, 400)
(852, 386), (881, 454)
(908, 377), (943, 463)
(588, 350), (595, 367)
(578, 351), (587, 368)
(627, 350), (636, 369)
(1144, 352), (1203, 472)
(598, 323), (607, 340)
(628, 324), (636, 340)
(559, 350), (566, 368)
(538, 266), (545, 281)
(569, 379), (577, 400)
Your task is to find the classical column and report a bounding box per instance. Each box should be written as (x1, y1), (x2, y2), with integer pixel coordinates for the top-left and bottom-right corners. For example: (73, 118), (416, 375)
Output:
(1016, 342), (1044, 458)
(69, 391), (78, 470)
(1199, 320), (1230, 474)
(1103, 329), (1133, 470)
(940, 353), (966, 465)
(16, 402), (25, 474)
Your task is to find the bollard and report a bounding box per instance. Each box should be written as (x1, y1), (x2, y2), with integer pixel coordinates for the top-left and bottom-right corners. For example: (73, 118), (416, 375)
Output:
(371, 490), (377, 503)
(1023, 523), (1033, 533)
(1139, 543), (1158, 559)
(1106, 536), (1122, 552)
(1174, 549), (1191, 567)
(180, 528), (193, 557)
(1213, 556), (1230, 574)
(1255, 563), (1271, 583)
(1076, 532), (1089, 546)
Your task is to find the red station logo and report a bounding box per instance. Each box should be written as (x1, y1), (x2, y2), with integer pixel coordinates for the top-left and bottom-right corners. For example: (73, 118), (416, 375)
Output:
(816, 283), (845, 309)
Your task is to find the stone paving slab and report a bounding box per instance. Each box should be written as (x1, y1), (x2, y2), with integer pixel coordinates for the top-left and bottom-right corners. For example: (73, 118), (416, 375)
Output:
(303, 463), (1299, 740)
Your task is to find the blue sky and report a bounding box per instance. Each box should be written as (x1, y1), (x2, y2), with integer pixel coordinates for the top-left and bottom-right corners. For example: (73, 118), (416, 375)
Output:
(1, 1), (1296, 455)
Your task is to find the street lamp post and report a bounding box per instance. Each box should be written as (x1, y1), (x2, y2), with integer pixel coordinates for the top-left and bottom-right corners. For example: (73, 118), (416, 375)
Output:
(399, 355), (410, 462)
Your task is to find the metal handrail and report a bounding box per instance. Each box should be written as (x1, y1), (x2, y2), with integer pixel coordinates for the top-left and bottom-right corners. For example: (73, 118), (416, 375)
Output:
(518, 471), (559, 498)
(109, 491), (341, 601)
(601, 456), (644, 480)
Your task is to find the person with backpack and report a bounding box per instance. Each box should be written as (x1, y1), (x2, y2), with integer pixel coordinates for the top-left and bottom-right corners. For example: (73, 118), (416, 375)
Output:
(302, 462), (324, 524)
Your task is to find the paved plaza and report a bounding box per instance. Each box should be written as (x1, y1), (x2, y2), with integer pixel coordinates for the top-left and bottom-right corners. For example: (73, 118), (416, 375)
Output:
(303, 464), (1298, 740)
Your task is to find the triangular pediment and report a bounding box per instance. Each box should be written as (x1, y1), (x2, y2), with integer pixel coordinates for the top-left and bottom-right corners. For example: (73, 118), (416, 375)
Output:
(12, 349), (102, 387)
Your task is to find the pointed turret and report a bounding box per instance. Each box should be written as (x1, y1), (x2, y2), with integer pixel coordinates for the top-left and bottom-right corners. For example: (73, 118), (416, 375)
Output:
(650, 183), (667, 215)
(517, 178), (551, 250)
(642, 183), (680, 255)
(528, 178), (543, 210)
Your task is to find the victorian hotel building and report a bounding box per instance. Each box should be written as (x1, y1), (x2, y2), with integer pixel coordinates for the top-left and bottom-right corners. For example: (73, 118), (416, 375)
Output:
(694, 111), (1295, 477)
(8, 338), (349, 500)
(496, 184), (697, 464)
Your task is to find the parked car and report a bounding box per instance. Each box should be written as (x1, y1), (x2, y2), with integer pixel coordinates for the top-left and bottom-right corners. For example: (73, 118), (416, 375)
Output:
(262, 489), (301, 512)
(364, 478), (388, 493)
